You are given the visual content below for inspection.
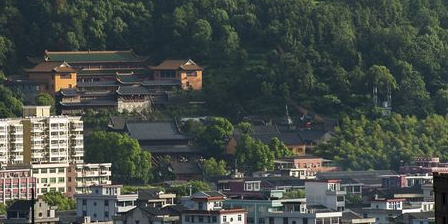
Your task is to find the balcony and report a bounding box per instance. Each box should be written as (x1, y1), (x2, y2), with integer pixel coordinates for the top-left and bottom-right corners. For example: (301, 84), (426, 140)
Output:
(100, 171), (111, 176)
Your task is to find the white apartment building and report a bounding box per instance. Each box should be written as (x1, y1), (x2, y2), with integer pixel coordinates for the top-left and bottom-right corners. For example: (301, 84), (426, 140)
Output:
(0, 106), (84, 166)
(0, 119), (24, 165)
(67, 163), (112, 197)
(31, 163), (69, 196)
(181, 191), (247, 224)
(305, 180), (346, 212)
(75, 185), (138, 222)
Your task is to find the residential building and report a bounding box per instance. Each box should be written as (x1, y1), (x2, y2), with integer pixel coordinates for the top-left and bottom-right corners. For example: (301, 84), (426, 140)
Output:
(75, 185), (138, 222)
(1, 105), (85, 166)
(0, 167), (35, 203)
(31, 163), (69, 196)
(400, 157), (448, 174)
(181, 191), (247, 224)
(136, 188), (176, 208)
(393, 212), (435, 224)
(66, 163), (112, 197)
(434, 172), (448, 224)
(341, 210), (376, 224)
(274, 155), (340, 178)
(2, 198), (59, 224)
(305, 180), (346, 212)
(260, 200), (342, 224)
(316, 170), (398, 189)
(114, 206), (182, 224)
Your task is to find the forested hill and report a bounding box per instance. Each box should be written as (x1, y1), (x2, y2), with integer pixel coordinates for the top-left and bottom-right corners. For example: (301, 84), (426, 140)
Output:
(2, 0), (448, 118)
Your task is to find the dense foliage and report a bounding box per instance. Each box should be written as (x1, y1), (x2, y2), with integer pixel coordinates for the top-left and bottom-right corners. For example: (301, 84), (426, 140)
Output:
(35, 93), (55, 114)
(315, 114), (448, 170)
(203, 158), (228, 177)
(85, 131), (153, 184)
(43, 192), (76, 211)
(3, 0), (448, 118)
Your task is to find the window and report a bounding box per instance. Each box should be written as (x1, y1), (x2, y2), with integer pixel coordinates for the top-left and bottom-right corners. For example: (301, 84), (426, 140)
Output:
(199, 216), (204, 222)
(283, 217), (288, 224)
(50, 178), (56, 183)
(49, 187), (56, 192)
(105, 211), (109, 218)
(238, 215), (242, 221)
(185, 216), (190, 222)
(60, 74), (72, 79)
(33, 169), (39, 174)
(192, 216), (195, 223)
(93, 202), (97, 206)
(187, 72), (198, 77)
(160, 70), (176, 79)
(93, 213), (97, 218)
(41, 178), (47, 183)
(68, 177), (72, 182)
(337, 196), (344, 202)
(41, 169), (47, 174)
(41, 188), (48, 193)
(269, 217), (274, 224)
(223, 216), (227, 222)
(49, 168), (56, 173)
(259, 218), (265, 224)
(82, 199), (87, 205)
(58, 187), (64, 192)
(198, 202), (204, 210)
(58, 168), (65, 173)
(105, 200), (109, 206)
(212, 216), (217, 223)
(58, 177), (65, 183)
(83, 211), (87, 216)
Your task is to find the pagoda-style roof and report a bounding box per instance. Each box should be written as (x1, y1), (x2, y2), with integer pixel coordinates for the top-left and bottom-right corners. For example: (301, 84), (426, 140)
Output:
(116, 86), (151, 95)
(142, 80), (181, 86)
(150, 59), (202, 71)
(77, 68), (150, 76)
(59, 88), (79, 97)
(43, 49), (148, 63)
(117, 75), (141, 84)
(25, 61), (76, 73)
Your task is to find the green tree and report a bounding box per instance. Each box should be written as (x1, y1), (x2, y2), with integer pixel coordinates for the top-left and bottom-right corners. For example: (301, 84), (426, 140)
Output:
(35, 93), (55, 114)
(270, 137), (293, 158)
(199, 117), (234, 158)
(85, 131), (152, 184)
(236, 135), (274, 172)
(43, 192), (76, 211)
(0, 86), (23, 118)
(435, 89), (448, 115)
(203, 158), (228, 177)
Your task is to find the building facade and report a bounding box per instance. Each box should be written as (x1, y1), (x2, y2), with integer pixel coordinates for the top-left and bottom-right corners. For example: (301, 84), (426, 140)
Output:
(434, 172), (448, 224)
(0, 106), (84, 166)
(75, 185), (138, 222)
(67, 163), (112, 197)
(305, 180), (346, 212)
(181, 191), (247, 224)
(0, 168), (35, 203)
(2, 199), (59, 224)
(31, 163), (69, 196)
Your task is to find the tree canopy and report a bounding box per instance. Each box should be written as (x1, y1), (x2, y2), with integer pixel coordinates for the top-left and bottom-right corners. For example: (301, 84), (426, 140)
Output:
(42, 192), (76, 211)
(85, 131), (153, 184)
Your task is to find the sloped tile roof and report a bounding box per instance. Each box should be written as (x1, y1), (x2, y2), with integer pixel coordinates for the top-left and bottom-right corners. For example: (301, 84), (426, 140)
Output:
(46, 50), (146, 63)
(125, 121), (188, 141)
(150, 59), (201, 70)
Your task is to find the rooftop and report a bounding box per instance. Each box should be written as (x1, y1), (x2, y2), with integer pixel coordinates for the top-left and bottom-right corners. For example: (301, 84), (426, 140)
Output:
(316, 170), (397, 187)
(44, 50), (147, 63)
(8, 200), (32, 211)
(25, 61), (76, 73)
(125, 121), (188, 141)
(116, 85), (151, 95)
(150, 59), (201, 71)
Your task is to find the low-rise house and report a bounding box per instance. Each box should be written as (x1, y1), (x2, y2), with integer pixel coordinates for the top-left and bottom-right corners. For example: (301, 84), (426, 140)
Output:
(150, 59), (203, 90)
(400, 157), (448, 174)
(275, 155), (340, 178)
(341, 210), (376, 224)
(305, 180), (346, 212)
(316, 170), (398, 189)
(2, 198), (59, 224)
(136, 188), (176, 207)
(75, 185), (138, 222)
(181, 191), (247, 224)
(393, 211), (435, 224)
(114, 206), (182, 224)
